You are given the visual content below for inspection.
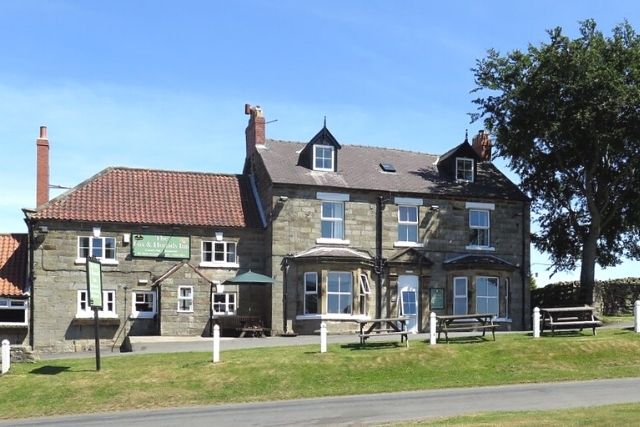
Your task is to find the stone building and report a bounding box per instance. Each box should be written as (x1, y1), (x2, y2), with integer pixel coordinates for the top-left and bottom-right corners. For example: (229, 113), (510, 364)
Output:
(24, 128), (266, 352)
(22, 104), (531, 352)
(243, 105), (531, 334)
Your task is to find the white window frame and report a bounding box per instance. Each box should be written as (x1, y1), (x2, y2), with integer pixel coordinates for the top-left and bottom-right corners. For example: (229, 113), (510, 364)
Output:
(467, 209), (491, 249)
(0, 298), (28, 325)
(212, 292), (237, 315)
(453, 277), (468, 315)
(131, 290), (156, 319)
(400, 289), (418, 316)
(476, 276), (499, 316)
(326, 272), (352, 315)
(397, 205), (419, 243)
(359, 274), (371, 316)
(320, 201), (345, 240)
(304, 272), (318, 315)
(76, 290), (117, 318)
(313, 145), (334, 171)
(200, 241), (239, 268)
(76, 236), (117, 265)
(177, 286), (194, 313)
(456, 157), (474, 182)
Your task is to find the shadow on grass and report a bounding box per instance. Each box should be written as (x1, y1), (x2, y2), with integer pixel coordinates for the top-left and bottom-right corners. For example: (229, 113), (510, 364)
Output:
(30, 366), (71, 375)
(341, 341), (406, 351)
(435, 336), (492, 344)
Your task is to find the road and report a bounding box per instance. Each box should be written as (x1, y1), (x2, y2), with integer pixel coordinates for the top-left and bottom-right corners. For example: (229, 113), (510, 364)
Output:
(4, 377), (640, 426)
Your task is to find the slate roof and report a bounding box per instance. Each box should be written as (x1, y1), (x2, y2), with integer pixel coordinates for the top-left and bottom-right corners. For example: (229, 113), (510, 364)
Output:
(257, 140), (527, 201)
(0, 234), (28, 297)
(29, 167), (261, 228)
(292, 246), (373, 260)
(443, 254), (517, 270)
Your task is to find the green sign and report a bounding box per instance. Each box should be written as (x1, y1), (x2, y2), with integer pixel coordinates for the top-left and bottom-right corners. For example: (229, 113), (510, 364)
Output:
(430, 288), (444, 310)
(86, 257), (103, 308)
(132, 234), (190, 259)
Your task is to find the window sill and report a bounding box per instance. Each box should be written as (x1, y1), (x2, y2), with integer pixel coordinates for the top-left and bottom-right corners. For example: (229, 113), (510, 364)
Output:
(296, 314), (370, 321)
(199, 261), (239, 269)
(212, 313), (237, 317)
(177, 310), (194, 314)
(465, 245), (496, 251)
(0, 322), (28, 328)
(316, 238), (350, 245)
(129, 314), (156, 320)
(393, 241), (424, 248)
(75, 258), (119, 266)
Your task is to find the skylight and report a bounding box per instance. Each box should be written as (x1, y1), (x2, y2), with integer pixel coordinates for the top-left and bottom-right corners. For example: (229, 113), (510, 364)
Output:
(380, 163), (396, 173)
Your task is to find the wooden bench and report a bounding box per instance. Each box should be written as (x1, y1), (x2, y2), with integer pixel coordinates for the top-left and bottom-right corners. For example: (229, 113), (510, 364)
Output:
(436, 313), (498, 343)
(540, 307), (603, 336)
(355, 317), (410, 347)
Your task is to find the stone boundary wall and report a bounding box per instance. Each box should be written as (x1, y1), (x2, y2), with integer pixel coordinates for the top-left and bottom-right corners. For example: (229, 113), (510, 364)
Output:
(532, 278), (640, 315)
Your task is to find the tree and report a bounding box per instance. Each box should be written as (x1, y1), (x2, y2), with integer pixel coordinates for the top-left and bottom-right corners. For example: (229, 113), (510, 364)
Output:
(472, 20), (640, 304)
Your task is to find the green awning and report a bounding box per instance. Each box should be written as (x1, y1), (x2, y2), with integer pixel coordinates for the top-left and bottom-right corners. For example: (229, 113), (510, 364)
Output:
(225, 270), (274, 284)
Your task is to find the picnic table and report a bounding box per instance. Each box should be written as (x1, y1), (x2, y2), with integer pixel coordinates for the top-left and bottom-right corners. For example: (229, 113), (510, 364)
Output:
(436, 313), (498, 343)
(540, 306), (602, 336)
(354, 317), (410, 347)
(212, 315), (268, 337)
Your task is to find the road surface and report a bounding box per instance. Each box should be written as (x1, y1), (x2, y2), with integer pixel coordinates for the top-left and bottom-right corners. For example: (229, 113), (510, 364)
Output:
(4, 377), (640, 426)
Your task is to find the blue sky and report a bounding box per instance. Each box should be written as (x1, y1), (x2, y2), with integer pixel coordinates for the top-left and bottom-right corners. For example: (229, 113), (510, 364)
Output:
(1, 1), (638, 284)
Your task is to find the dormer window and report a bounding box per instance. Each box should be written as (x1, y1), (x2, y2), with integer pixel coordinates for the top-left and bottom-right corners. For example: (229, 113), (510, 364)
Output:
(456, 158), (474, 182)
(314, 145), (335, 171)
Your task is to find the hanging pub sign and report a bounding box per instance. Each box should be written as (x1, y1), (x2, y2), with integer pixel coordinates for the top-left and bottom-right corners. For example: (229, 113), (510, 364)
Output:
(86, 257), (103, 308)
(131, 234), (190, 259)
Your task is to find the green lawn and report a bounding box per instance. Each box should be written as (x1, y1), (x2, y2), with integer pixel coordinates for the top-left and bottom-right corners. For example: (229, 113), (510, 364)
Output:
(2, 328), (640, 420)
(397, 402), (640, 426)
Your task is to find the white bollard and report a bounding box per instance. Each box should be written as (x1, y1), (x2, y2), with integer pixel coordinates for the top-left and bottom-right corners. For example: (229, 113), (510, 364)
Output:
(635, 300), (640, 334)
(429, 312), (437, 345)
(213, 324), (220, 363)
(533, 307), (541, 338)
(320, 322), (327, 353)
(1, 340), (10, 374)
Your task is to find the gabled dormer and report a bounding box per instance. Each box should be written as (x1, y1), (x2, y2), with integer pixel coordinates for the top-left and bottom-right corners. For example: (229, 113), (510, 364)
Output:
(298, 124), (342, 172)
(436, 136), (482, 183)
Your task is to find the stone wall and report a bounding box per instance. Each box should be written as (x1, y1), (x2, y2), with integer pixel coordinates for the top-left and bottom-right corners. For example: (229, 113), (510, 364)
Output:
(265, 184), (530, 332)
(30, 221), (265, 352)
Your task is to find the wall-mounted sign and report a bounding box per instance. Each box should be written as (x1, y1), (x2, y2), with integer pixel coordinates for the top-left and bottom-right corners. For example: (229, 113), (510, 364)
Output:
(430, 287), (445, 310)
(86, 257), (103, 308)
(132, 234), (190, 259)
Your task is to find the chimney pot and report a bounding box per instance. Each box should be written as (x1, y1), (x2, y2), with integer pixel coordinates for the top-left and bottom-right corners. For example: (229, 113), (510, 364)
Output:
(472, 130), (492, 161)
(39, 126), (48, 139)
(245, 103), (266, 158)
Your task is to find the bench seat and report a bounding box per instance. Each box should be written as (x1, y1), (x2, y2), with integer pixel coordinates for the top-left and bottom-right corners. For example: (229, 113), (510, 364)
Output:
(358, 331), (409, 347)
(437, 321), (498, 343)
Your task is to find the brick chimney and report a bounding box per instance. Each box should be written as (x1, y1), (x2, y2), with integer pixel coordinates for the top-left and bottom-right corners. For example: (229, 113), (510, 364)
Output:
(244, 104), (265, 157)
(472, 130), (492, 161)
(36, 126), (50, 208)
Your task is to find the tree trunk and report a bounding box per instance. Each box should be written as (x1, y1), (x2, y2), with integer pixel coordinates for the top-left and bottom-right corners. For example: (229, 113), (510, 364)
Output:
(579, 224), (599, 305)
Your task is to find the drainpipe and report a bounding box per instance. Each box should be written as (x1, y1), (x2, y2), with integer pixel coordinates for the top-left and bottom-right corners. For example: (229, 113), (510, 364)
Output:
(281, 256), (289, 334)
(375, 196), (384, 319)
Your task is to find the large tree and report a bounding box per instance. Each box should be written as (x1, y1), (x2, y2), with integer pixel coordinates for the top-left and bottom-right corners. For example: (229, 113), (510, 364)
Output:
(472, 20), (640, 304)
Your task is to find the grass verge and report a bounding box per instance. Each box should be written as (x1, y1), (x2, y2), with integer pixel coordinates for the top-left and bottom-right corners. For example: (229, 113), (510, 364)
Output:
(396, 402), (640, 426)
(1, 328), (639, 419)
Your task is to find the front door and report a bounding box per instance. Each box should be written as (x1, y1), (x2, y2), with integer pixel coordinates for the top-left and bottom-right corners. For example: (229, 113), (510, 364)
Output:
(398, 275), (419, 333)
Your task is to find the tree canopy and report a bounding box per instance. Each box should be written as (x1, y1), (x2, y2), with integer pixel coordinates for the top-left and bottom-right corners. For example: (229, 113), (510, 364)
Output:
(472, 20), (640, 303)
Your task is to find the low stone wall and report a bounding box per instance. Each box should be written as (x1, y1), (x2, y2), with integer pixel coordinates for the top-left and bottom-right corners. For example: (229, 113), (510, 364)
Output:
(10, 346), (38, 363)
(532, 278), (640, 315)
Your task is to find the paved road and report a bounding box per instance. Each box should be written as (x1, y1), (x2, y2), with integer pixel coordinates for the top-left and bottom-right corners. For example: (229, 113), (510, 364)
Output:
(4, 377), (640, 426)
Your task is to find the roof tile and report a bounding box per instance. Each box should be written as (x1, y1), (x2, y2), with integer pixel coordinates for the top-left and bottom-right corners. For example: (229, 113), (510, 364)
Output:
(31, 168), (261, 228)
(0, 234), (28, 297)
(258, 140), (527, 200)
